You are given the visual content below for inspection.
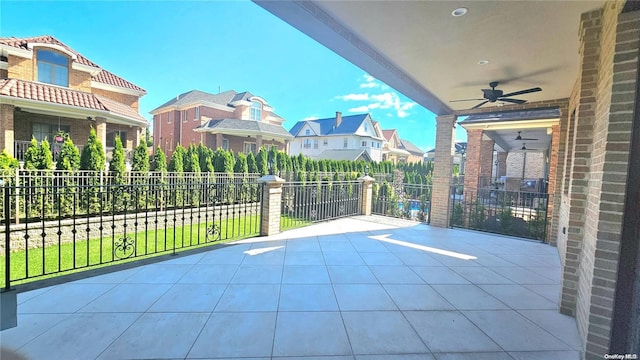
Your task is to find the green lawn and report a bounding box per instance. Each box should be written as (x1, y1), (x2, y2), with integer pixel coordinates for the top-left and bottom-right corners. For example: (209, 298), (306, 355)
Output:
(1, 215), (260, 288)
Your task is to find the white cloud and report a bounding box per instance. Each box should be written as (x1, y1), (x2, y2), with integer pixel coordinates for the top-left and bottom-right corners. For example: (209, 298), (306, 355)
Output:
(348, 106), (370, 113)
(303, 116), (319, 121)
(336, 93), (370, 101)
(360, 82), (379, 89)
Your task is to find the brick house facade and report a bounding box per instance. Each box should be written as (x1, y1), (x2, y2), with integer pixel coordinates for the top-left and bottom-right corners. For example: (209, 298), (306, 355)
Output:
(0, 35), (147, 163)
(150, 90), (292, 158)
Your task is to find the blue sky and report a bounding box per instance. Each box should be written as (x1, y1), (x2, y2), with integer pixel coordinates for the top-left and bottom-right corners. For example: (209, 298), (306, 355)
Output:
(1, 1), (466, 152)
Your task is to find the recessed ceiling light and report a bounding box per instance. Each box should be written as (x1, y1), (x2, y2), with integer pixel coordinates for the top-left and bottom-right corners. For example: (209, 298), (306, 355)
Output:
(478, 60), (489, 65)
(452, 7), (468, 17)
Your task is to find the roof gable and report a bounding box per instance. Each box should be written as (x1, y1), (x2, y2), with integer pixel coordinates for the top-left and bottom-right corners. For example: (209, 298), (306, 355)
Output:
(0, 35), (146, 93)
(289, 113), (371, 137)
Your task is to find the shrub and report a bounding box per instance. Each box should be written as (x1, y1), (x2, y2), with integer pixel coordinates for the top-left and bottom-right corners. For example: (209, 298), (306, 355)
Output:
(56, 138), (80, 171)
(80, 127), (106, 172)
(0, 150), (19, 170)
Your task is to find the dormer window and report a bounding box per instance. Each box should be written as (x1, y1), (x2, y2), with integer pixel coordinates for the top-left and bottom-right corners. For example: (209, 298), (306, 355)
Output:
(36, 49), (68, 87)
(305, 129), (311, 136)
(250, 101), (262, 121)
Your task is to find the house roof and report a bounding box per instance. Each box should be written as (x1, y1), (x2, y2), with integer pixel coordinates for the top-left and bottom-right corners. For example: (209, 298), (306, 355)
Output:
(151, 90), (238, 111)
(0, 35), (146, 94)
(312, 149), (372, 162)
(0, 78), (147, 124)
(381, 129), (397, 141)
(195, 118), (293, 139)
(289, 113), (370, 137)
(399, 139), (424, 155)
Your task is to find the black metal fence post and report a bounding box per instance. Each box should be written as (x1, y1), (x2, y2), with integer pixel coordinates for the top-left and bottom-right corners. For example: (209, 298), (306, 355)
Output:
(4, 184), (11, 291)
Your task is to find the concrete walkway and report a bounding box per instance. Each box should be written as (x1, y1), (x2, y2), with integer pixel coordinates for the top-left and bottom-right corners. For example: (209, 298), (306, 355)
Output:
(0, 215), (581, 359)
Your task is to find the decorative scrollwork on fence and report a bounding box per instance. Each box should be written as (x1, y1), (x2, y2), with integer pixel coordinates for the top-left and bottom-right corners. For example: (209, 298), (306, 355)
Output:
(310, 209), (317, 220)
(114, 235), (135, 259)
(206, 224), (221, 242)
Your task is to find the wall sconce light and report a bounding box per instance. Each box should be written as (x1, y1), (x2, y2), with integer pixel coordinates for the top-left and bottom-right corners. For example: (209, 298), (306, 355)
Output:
(87, 116), (94, 122)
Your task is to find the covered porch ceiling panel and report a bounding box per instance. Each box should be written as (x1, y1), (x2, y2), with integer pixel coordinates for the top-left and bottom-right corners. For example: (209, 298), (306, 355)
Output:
(255, 1), (604, 115)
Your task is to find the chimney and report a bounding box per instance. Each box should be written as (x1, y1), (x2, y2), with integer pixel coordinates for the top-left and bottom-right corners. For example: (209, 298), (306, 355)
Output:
(335, 111), (342, 128)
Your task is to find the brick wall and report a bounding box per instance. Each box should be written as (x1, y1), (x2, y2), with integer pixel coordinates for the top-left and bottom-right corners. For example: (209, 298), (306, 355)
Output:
(0, 68), (8, 78)
(479, 138), (494, 180)
(92, 88), (139, 110)
(7, 55), (33, 80)
(69, 68), (91, 92)
(13, 110), (92, 148)
(555, 2), (639, 358)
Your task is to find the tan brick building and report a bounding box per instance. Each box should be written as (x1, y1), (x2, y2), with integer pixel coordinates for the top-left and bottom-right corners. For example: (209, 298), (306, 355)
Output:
(0, 35), (147, 162)
(150, 90), (293, 158)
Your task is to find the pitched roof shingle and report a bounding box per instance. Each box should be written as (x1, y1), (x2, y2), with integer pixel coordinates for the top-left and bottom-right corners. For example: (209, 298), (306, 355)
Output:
(0, 35), (145, 93)
(0, 78), (147, 123)
(196, 118), (293, 138)
(289, 113), (370, 137)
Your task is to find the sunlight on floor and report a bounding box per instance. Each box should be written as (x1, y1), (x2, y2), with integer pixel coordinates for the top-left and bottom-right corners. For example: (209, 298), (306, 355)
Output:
(244, 246), (285, 256)
(369, 234), (477, 260)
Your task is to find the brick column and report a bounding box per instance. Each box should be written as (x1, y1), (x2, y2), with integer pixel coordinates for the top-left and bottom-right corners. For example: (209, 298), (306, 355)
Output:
(133, 127), (142, 147)
(547, 124), (561, 245)
(0, 104), (15, 156)
(216, 133), (223, 149)
(95, 117), (107, 155)
(256, 135), (263, 149)
(479, 138), (495, 187)
(257, 174), (285, 236)
(464, 129), (483, 194)
(497, 151), (508, 178)
(358, 175), (375, 215)
(430, 114), (456, 228)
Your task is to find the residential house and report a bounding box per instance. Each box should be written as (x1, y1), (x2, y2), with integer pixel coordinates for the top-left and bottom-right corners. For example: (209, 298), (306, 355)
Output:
(149, 90), (293, 158)
(0, 35), (148, 163)
(288, 112), (384, 162)
(425, 141), (467, 165)
(398, 138), (424, 163)
(380, 129), (410, 163)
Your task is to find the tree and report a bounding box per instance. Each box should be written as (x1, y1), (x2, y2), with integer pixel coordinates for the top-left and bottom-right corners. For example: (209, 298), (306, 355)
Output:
(246, 152), (258, 173)
(23, 138), (39, 170)
(56, 137), (80, 171)
(131, 138), (149, 172)
(38, 138), (54, 170)
(256, 147), (268, 175)
(0, 150), (18, 170)
(80, 127), (106, 171)
(234, 152), (249, 174)
(151, 147), (167, 172)
(109, 136), (127, 184)
(168, 145), (185, 172)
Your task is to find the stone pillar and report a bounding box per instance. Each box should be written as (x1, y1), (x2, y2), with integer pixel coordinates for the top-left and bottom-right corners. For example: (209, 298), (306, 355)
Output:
(216, 133), (223, 149)
(95, 117), (107, 155)
(464, 129), (483, 194)
(256, 135), (263, 149)
(430, 114), (457, 228)
(133, 127), (142, 148)
(257, 174), (285, 236)
(0, 104), (15, 156)
(358, 175), (375, 215)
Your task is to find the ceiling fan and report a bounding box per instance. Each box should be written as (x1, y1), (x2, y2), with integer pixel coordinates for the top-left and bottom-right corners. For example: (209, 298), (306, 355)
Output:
(451, 81), (542, 109)
(520, 143), (542, 151)
(514, 131), (539, 141)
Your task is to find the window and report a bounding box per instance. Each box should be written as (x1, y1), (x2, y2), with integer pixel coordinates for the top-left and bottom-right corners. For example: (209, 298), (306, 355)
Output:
(194, 107), (200, 121)
(222, 139), (229, 150)
(182, 110), (188, 122)
(343, 138), (348, 148)
(168, 112), (173, 124)
(106, 130), (127, 148)
(314, 139), (319, 149)
(305, 129), (311, 136)
(303, 139), (311, 149)
(323, 139), (328, 146)
(250, 101), (262, 121)
(364, 123), (368, 132)
(37, 49), (68, 86)
(361, 140), (367, 147)
(32, 123), (70, 142)
(244, 142), (257, 154)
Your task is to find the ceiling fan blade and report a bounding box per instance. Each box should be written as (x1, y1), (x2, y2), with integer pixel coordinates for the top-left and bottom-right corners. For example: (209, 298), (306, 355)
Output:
(521, 137), (539, 141)
(498, 98), (527, 104)
(471, 100), (489, 109)
(500, 87), (542, 98)
(450, 98), (485, 102)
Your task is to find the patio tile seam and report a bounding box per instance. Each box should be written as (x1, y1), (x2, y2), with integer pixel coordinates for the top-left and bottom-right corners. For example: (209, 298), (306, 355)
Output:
(512, 308), (584, 351)
(88, 311), (146, 360)
(459, 309), (574, 352)
(10, 313), (74, 352)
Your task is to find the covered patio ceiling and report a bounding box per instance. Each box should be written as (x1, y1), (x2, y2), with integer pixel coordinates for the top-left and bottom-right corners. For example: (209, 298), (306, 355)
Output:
(254, 1), (604, 116)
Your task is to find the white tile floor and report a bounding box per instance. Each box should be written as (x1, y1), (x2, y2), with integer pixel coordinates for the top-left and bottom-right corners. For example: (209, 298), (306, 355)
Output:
(0, 215), (582, 359)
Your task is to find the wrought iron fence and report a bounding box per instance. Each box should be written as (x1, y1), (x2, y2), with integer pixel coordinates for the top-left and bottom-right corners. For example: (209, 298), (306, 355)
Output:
(1, 178), (262, 289)
(449, 186), (551, 241)
(280, 181), (362, 230)
(372, 183), (432, 223)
